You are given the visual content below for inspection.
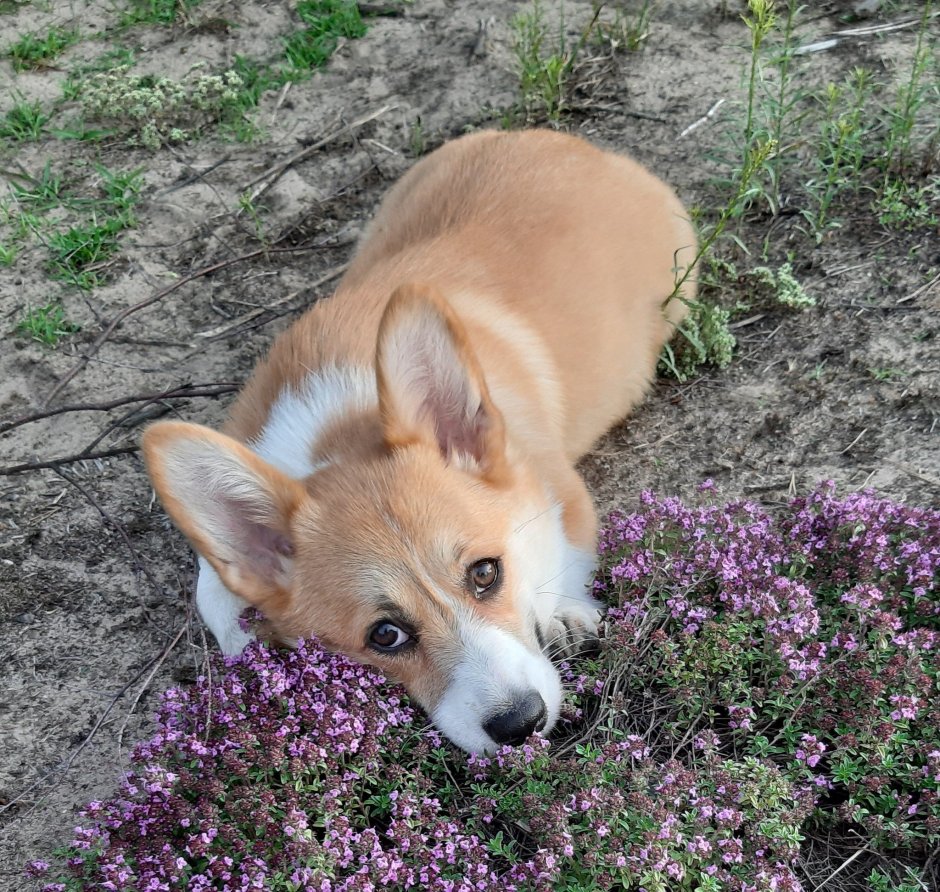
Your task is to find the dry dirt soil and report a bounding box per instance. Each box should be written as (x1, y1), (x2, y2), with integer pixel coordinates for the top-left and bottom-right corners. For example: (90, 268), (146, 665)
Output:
(0, 0), (938, 888)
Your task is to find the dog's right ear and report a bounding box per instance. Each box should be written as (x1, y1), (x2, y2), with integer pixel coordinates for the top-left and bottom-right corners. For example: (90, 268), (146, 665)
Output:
(141, 422), (306, 613)
(376, 282), (509, 483)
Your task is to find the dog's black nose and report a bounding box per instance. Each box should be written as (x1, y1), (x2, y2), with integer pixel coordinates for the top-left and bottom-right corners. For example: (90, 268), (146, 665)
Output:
(483, 691), (547, 746)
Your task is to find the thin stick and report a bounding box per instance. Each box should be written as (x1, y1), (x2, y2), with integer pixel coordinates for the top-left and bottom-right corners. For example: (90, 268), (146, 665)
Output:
(1, 383), (239, 436)
(884, 459), (940, 490)
(811, 845), (872, 892)
(43, 247), (278, 408)
(898, 271), (940, 304)
(678, 98), (725, 139)
(839, 428), (868, 455)
(0, 446), (139, 476)
(78, 387), (235, 456)
(198, 624), (214, 744)
(241, 104), (396, 206)
(53, 467), (163, 596)
(196, 263), (347, 338)
(117, 626), (186, 753)
(0, 653), (159, 817)
(833, 13), (938, 38)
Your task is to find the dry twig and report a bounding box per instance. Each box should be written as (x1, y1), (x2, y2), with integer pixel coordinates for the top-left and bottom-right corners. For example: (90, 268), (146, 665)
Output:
(678, 99), (726, 139)
(196, 263), (346, 338)
(0, 632), (185, 818)
(43, 248), (279, 408)
(0, 446), (139, 477)
(52, 467), (163, 595)
(241, 104), (396, 208)
(117, 626), (187, 753)
(1, 383), (239, 436)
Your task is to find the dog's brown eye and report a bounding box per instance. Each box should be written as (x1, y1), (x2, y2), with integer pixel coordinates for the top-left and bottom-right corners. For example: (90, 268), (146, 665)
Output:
(469, 558), (500, 596)
(369, 622), (411, 652)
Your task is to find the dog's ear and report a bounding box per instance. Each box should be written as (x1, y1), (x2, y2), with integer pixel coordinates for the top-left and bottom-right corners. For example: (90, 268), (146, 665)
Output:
(376, 283), (508, 481)
(142, 422), (306, 612)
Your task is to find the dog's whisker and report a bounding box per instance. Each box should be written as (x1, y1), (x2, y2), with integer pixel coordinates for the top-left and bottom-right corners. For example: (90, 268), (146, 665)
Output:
(513, 500), (562, 535)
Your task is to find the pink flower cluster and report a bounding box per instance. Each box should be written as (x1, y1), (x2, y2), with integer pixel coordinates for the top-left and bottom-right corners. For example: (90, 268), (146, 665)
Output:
(32, 484), (938, 891)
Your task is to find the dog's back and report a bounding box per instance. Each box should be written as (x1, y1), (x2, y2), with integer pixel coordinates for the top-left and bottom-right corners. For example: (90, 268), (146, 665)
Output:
(227, 129), (695, 461)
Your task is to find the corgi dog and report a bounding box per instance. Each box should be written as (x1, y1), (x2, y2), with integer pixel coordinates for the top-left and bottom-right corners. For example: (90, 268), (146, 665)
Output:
(143, 129), (695, 754)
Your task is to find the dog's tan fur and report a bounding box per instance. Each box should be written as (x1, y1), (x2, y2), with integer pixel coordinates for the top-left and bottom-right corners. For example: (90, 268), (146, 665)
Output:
(143, 129), (695, 751)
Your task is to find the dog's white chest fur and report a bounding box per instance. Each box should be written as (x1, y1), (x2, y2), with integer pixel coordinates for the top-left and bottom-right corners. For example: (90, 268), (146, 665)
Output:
(250, 365), (377, 477)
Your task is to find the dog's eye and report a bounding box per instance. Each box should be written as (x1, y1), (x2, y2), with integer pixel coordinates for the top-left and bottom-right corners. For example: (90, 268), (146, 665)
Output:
(468, 558), (500, 596)
(369, 622), (412, 652)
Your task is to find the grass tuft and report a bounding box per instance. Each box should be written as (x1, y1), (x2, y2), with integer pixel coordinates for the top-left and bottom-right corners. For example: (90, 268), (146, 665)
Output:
(2, 165), (143, 289)
(7, 26), (80, 71)
(9, 162), (65, 212)
(284, 0), (367, 75)
(590, 0), (656, 53)
(0, 99), (49, 142)
(511, 0), (571, 122)
(15, 303), (80, 346)
(47, 217), (128, 289)
(121, 0), (203, 26)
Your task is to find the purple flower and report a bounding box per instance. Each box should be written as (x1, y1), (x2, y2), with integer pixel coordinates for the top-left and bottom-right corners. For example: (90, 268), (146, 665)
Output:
(32, 484), (939, 892)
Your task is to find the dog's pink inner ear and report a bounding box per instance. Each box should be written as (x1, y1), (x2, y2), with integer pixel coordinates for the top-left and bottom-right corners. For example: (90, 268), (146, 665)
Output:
(376, 283), (506, 473)
(217, 496), (294, 579)
(427, 399), (491, 465)
(406, 344), (492, 463)
(143, 424), (304, 605)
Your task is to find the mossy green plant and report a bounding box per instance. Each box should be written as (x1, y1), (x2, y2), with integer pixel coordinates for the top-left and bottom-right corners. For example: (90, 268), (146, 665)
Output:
(874, 179), (940, 231)
(749, 262), (815, 309)
(78, 67), (247, 149)
(660, 300), (736, 382)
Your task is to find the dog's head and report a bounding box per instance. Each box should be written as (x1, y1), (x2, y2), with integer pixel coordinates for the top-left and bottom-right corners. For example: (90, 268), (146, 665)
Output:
(143, 285), (573, 753)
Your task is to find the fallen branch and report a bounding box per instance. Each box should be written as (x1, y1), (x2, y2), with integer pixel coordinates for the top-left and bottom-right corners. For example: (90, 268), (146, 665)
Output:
(44, 239), (345, 408)
(241, 104), (396, 207)
(0, 445), (139, 476)
(42, 249), (280, 408)
(1, 383), (239, 436)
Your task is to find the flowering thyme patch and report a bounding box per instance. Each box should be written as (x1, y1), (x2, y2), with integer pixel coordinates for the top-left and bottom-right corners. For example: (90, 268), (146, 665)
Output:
(33, 484), (938, 891)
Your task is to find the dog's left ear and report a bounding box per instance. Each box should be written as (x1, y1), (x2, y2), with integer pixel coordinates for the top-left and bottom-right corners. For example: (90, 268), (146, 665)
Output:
(376, 282), (508, 481)
(141, 422), (306, 613)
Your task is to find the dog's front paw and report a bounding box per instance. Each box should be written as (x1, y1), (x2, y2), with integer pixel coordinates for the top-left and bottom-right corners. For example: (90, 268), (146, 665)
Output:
(542, 604), (602, 660)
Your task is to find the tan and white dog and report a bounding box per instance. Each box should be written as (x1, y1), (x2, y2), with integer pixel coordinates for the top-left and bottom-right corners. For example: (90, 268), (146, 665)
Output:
(143, 129), (695, 754)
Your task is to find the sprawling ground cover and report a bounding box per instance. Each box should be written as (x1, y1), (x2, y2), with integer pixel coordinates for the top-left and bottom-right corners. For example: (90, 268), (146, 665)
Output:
(29, 485), (939, 891)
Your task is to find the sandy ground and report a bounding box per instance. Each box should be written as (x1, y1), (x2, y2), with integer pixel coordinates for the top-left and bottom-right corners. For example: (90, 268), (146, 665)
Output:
(1, 0), (938, 887)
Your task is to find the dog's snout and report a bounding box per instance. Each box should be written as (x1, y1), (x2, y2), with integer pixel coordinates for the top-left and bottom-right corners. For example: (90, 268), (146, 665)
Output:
(483, 691), (547, 746)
